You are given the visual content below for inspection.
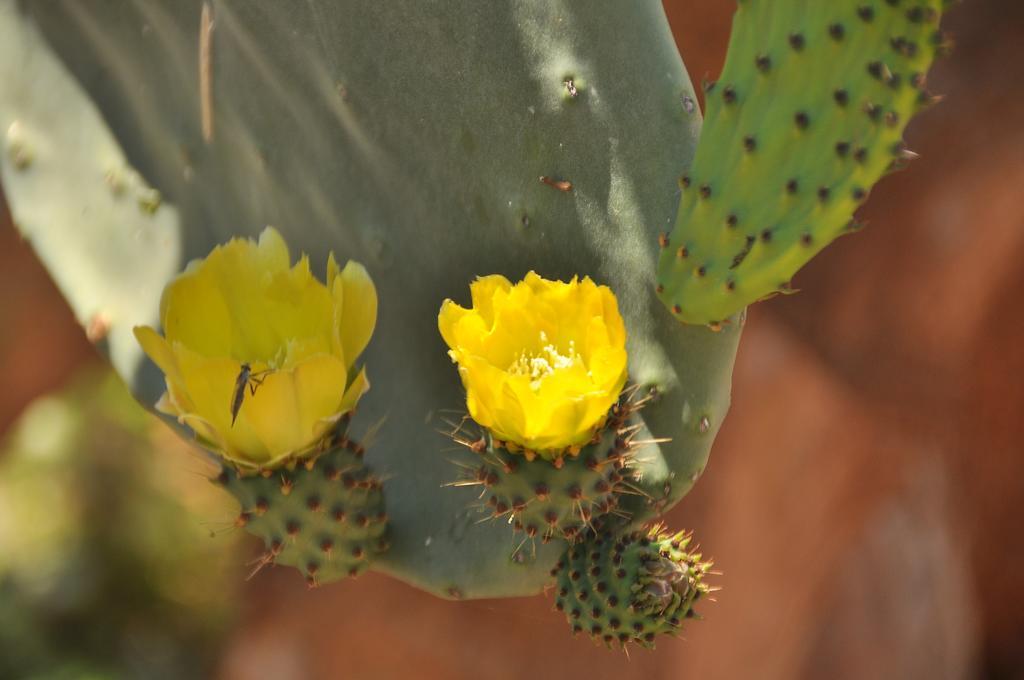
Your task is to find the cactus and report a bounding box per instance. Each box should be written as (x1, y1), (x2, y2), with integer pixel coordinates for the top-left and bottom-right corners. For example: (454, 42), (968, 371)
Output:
(447, 390), (650, 545)
(657, 0), (950, 325)
(0, 1), (181, 382)
(0, 0), (947, 645)
(0, 0), (742, 600)
(553, 525), (711, 649)
(220, 422), (388, 585)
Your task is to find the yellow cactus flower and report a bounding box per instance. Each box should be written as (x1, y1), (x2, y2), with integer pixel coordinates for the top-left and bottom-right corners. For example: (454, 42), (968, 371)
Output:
(438, 272), (628, 460)
(134, 227), (376, 468)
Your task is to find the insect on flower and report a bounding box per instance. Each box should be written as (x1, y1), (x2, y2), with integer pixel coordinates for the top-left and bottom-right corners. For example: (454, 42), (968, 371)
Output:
(135, 227), (376, 467)
(231, 363), (274, 426)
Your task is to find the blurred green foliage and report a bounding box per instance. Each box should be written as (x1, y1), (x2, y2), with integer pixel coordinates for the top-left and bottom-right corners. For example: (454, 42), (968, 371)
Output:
(0, 369), (241, 679)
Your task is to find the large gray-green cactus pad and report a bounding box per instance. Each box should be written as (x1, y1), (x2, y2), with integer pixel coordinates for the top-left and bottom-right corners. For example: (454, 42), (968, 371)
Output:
(0, 1), (741, 598)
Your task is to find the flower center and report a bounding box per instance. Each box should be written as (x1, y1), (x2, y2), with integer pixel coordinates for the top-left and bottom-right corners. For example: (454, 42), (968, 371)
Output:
(508, 332), (582, 391)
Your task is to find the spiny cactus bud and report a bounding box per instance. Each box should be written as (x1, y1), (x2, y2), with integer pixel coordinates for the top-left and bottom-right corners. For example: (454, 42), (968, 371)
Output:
(445, 388), (656, 544)
(132, 227), (388, 584)
(553, 524), (713, 649)
(440, 271), (650, 544)
(220, 425), (388, 586)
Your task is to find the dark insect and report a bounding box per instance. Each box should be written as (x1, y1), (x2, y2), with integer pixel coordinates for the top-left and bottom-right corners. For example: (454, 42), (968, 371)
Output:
(231, 362), (274, 426)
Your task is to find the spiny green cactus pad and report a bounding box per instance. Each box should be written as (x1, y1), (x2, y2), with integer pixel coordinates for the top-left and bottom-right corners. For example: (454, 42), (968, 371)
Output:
(447, 392), (653, 545)
(657, 0), (949, 325)
(0, 1), (180, 382)
(221, 433), (388, 585)
(553, 525), (711, 649)
(1, 1), (742, 598)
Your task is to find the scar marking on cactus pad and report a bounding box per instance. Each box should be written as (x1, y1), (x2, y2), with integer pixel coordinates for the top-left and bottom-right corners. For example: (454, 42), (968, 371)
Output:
(564, 79), (578, 98)
(5, 121), (32, 170)
(86, 313), (111, 343)
(539, 176), (573, 192)
(199, 2), (215, 143)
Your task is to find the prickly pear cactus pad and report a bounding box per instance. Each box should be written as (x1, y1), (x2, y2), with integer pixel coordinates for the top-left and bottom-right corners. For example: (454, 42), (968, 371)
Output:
(0, 1), (180, 382)
(657, 0), (950, 325)
(2, 2), (743, 599)
(553, 525), (711, 649)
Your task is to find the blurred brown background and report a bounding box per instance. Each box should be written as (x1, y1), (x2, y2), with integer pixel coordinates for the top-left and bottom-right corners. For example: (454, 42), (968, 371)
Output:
(1, 1), (1021, 678)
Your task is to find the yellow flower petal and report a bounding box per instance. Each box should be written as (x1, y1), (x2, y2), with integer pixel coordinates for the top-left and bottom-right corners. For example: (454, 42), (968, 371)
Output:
(176, 229), (335, 366)
(493, 379), (528, 444)
(534, 397), (590, 450)
(154, 391), (176, 416)
(158, 272), (236, 359)
(337, 367), (370, 417)
(179, 413), (233, 457)
(336, 261), (377, 366)
(438, 299), (471, 352)
(449, 309), (492, 359)
(458, 356), (506, 431)
(134, 325), (197, 415)
(240, 354), (350, 462)
(255, 226), (291, 268)
(469, 274), (513, 325)
(438, 271), (628, 458)
(327, 251), (341, 288)
(134, 228), (376, 468)
(134, 325), (184, 386)
(168, 344), (269, 459)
